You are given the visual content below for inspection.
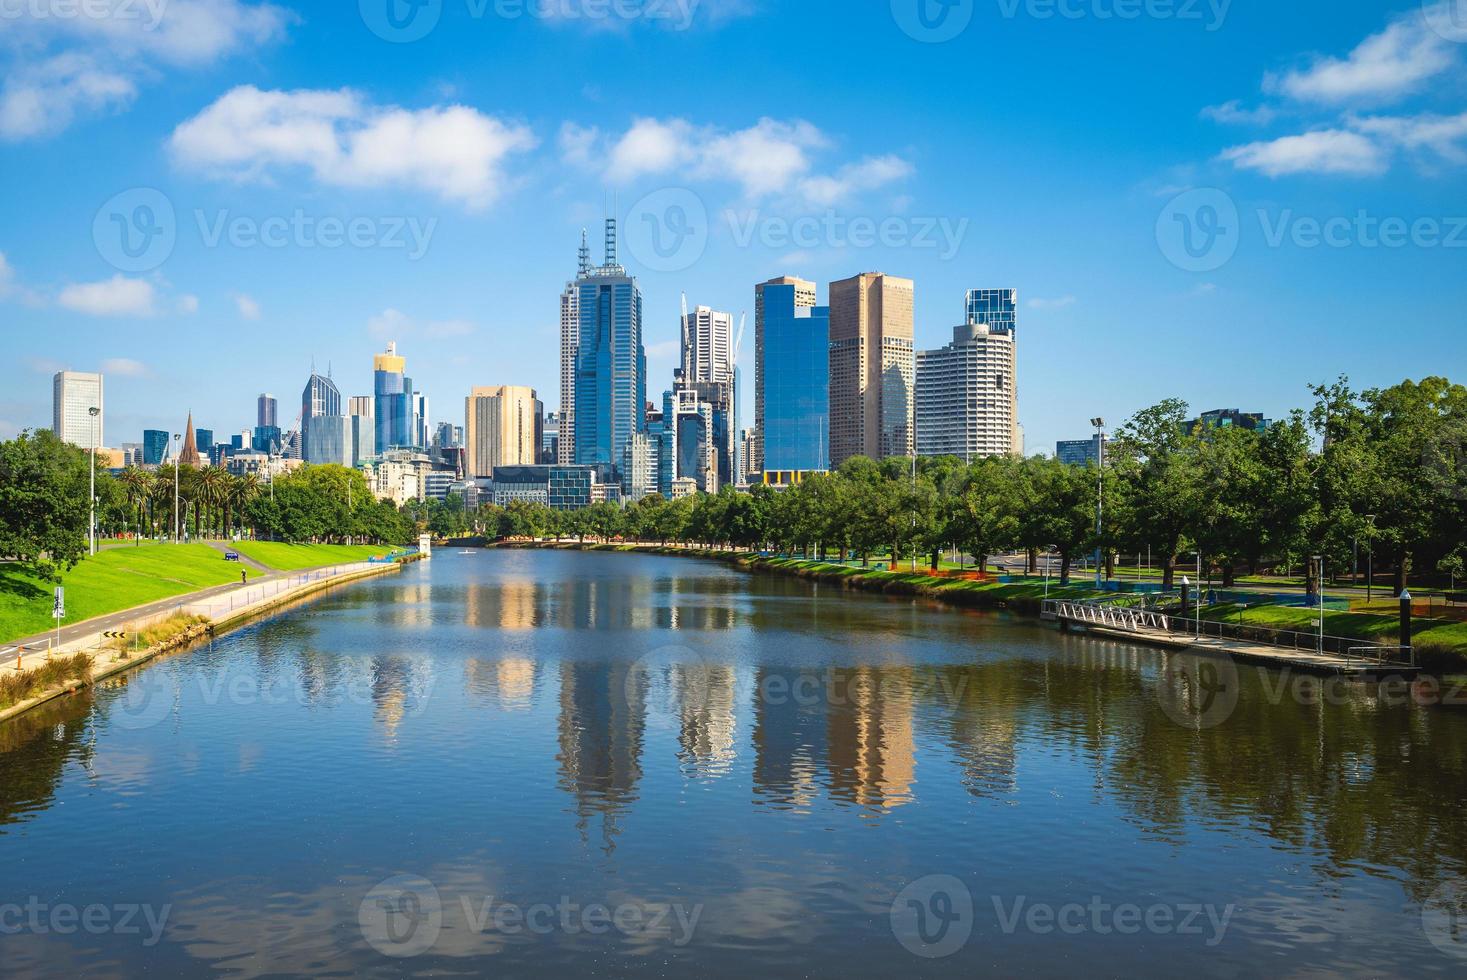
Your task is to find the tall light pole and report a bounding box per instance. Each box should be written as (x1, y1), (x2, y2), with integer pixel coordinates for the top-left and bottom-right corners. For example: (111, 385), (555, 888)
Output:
(88, 406), (100, 555)
(173, 433), (181, 543)
(1365, 514), (1376, 603)
(1091, 418), (1105, 588)
(1312, 554), (1324, 654)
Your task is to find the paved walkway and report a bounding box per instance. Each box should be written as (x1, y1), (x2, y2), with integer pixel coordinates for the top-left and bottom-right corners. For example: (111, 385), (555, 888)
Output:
(0, 560), (383, 676)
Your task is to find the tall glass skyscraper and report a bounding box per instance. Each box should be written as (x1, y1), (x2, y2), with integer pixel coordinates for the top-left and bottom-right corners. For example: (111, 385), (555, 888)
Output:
(574, 219), (647, 480)
(302, 372), (349, 465)
(374, 342), (415, 454)
(756, 281), (829, 473)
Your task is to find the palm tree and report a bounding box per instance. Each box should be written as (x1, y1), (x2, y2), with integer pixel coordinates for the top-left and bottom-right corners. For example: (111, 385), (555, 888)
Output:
(117, 466), (154, 543)
(197, 467), (227, 539)
(230, 472), (262, 540)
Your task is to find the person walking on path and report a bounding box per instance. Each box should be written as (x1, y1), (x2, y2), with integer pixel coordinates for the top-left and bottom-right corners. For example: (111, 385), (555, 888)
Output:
(241, 570), (248, 586)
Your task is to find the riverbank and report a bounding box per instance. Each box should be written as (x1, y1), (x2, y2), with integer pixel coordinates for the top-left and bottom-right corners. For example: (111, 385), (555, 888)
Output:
(495, 541), (1467, 672)
(0, 557), (414, 724)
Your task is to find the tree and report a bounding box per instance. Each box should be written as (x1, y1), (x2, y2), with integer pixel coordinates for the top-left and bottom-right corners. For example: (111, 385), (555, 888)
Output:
(0, 430), (91, 580)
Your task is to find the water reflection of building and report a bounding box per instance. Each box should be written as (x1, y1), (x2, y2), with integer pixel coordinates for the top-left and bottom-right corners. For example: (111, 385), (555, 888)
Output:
(752, 668), (829, 808)
(674, 663), (737, 777)
(464, 579), (541, 630)
(825, 667), (916, 810)
(372, 656), (432, 738)
(463, 658), (538, 710)
(557, 660), (646, 852)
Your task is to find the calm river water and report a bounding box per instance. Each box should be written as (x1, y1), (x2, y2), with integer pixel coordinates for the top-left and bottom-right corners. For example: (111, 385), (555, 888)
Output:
(2, 550), (1465, 978)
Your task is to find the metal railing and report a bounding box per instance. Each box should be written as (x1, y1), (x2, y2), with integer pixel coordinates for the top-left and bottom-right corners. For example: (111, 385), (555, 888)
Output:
(1044, 597), (1416, 667)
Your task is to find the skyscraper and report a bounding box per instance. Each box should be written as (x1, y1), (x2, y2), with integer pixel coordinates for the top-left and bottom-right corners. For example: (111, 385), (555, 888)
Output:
(465, 385), (541, 478)
(681, 305), (734, 385)
(828, 272), (915, 466)
(257, 393), (277, 429)
(916, 322), (1018, 461)
(302, 371), (350, 466)
(574, 218), (647, 481)
(754, 276), (816, 473)
(52, 371), (103, 447)
(143, 429), (168, 466)
(755, 279), (829, 474)
(558, 232), (587, 465)
(374, 342), (414, 453)
(965, 289), (1018, 336)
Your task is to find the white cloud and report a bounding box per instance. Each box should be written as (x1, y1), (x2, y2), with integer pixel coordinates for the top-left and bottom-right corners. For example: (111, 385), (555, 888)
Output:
(0, 53), (136, 140)
(1200, 100), (1278, 126)
(1, 1), (293, 141)
(1220, 129), (1389, 178)
(575, 116), (909, 203)
(58, 276), (156, 316)
(170, 86), (538, 208)
(367, 308), (475, 341)
(1350, 111), (1467, 165)
(176, 294), (200, 314)
(100, 357), (147, 376)
(1267, 11), (1457, 105)
(231, 292), (260, 320)
(1028, 295), (1077, 311)
(0, 252), (13, 295)
(797, 155), (914, 207)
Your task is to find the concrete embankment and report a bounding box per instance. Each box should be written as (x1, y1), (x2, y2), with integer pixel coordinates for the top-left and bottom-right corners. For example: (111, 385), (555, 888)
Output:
(0, 559), (411, 725)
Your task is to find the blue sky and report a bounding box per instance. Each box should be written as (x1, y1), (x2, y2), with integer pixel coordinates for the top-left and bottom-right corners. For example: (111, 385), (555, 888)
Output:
(2, 0), (1464, 454)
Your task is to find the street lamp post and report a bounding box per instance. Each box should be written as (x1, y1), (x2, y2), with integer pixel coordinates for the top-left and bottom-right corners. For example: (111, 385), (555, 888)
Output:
(1365, 514), (1376, 603)
(88, 406), (100, 555)
(1091, 418), (1105, 588)
(1320, 554), (1332, 654)
(173, 433), (181, 543)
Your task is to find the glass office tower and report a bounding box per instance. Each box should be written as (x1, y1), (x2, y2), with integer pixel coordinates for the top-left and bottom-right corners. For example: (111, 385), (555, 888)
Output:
(574, 219), (647, 481)
(374, 342), (414, 453)
(964, 288), (1018, 334)
(758, 283), (830, 472)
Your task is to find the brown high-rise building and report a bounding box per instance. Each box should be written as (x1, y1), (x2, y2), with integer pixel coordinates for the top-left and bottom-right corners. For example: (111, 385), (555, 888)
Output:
(464, 385), (540, 478)
(828, 272), (915, 466)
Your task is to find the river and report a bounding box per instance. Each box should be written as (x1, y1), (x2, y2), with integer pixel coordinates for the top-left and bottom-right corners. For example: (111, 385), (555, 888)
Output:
(2, 549), (1465, 977)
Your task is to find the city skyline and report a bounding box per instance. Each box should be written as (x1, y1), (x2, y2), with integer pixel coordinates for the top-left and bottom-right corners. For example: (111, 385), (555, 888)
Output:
(4, 3), (1461, 455)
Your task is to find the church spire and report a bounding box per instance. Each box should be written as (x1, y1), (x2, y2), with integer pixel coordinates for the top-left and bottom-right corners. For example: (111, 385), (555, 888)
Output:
(178, 412), (201, 467)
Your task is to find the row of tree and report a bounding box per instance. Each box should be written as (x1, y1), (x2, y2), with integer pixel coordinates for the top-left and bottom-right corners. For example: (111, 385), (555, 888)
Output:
(0, 433), (416, 580)
(455, 377), (1465, 594)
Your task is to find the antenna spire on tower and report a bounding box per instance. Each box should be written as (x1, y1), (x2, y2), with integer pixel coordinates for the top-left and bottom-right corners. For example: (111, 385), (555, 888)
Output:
(604, 216), (618, 267)
(578, 228), (591, 276)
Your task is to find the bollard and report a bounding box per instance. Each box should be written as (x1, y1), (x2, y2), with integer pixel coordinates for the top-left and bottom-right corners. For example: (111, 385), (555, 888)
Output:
(1400, 590), (1413, 657)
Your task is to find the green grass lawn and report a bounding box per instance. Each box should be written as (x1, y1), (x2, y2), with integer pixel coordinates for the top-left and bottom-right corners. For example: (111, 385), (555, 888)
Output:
(229, 542), (394, 571)
(0, 545), (262, 644)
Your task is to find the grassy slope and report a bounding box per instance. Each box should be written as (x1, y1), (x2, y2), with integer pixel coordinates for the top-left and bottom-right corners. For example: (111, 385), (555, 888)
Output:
(229, 542), (393, 571)
(0, 545), (261, 644)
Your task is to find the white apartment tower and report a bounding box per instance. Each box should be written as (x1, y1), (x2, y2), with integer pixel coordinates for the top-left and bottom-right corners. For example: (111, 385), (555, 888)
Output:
(915, 320), (1019, 460)
(53, 371), (104, 447)
(558, 231), (588, 465)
